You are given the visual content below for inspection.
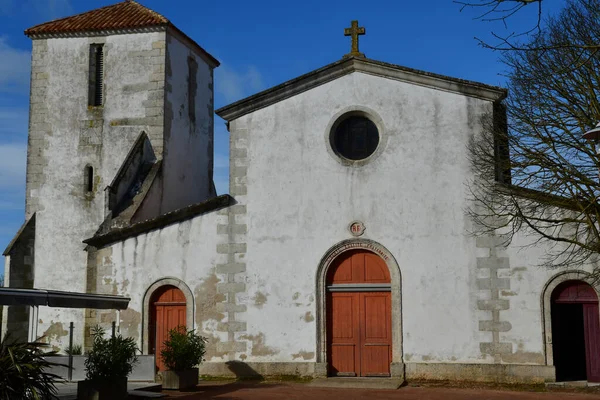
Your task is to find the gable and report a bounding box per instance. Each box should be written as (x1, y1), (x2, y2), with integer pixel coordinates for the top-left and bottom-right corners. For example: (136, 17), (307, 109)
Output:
(216, 56), (507, 122)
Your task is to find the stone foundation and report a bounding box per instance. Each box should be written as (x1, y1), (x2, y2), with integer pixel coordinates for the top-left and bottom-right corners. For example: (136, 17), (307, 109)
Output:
(197, 361), (555, 383)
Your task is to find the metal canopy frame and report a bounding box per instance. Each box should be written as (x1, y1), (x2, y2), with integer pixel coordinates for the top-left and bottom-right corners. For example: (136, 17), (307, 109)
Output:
(0, 288), (130, 309)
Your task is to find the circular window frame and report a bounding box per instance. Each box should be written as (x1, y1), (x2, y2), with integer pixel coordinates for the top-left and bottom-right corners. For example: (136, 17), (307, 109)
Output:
(325, 106), (387, 167)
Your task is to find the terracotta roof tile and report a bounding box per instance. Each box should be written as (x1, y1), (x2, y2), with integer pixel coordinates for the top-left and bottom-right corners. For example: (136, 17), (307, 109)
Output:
(24, 0), (219, 66)
(25, 0), (169, 36)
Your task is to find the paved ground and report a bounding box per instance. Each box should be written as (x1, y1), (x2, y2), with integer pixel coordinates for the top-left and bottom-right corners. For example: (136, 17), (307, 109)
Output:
(161, 381), (600, 400)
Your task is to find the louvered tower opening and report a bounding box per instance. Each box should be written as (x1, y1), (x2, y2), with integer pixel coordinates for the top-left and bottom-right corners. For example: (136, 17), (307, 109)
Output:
(88, 44), (104, 106)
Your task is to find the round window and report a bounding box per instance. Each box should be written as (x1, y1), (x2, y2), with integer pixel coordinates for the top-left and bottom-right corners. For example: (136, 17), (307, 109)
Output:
(331, 116), (379, 161)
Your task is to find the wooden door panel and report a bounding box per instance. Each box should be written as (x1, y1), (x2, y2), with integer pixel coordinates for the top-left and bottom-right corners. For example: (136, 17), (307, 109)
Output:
(363, 253), (390, 283)
(328, 293), (360, 376)
(361, 345), (391, 377)
(330, 345), (357, 376)
(331, 295), (357, 339)
(362, 294), (389, 341)
(360, 292), (391, 376)
(583, 303), (600, 382)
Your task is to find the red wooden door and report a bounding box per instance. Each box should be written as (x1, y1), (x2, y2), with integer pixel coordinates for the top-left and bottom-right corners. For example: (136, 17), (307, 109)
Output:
(327, 250), (392, 377)
(553, 280), (600, 382)
(360, 292), (392, 376)
(150, 286), (186, 371)
(584, 303), (600, 382)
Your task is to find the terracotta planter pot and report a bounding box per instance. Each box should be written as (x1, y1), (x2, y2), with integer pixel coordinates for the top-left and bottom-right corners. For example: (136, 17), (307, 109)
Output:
(162, 368), (199, 390)
(77, 377), (128, 400)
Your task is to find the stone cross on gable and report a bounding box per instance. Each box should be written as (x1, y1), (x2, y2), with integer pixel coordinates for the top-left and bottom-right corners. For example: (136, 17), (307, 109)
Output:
(344, 20), (366, 58)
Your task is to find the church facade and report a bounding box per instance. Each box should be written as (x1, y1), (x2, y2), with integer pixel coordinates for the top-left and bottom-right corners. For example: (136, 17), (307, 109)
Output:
(3, 0), (600, 384)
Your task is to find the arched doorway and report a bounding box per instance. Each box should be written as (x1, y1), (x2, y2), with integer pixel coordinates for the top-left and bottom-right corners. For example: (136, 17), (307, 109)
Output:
(149, 285), (187, 371)
(326, 250), (392, 377)
(551, 280), (600, 382)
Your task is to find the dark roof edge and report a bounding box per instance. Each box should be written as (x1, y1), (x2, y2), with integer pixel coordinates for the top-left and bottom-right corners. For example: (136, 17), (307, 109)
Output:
(167, 25), (220, 68)
(3, 214), (36, 256)
(216, 57), (507, 122)
(84, 194), (234, 248)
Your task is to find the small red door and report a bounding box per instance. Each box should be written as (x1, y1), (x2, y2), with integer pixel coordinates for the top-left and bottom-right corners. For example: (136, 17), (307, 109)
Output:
(150, 286), (186, 371)
(552, 280), (600, 382)
(327, 250), (392, 377)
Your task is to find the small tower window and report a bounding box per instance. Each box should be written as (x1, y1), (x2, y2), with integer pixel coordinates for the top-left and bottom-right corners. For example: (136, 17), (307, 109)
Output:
(85, 165), (94, 193)
(88, 44), (104, 106)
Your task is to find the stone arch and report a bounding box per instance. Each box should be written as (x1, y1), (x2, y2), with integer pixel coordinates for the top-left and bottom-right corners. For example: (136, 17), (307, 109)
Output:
(141, 277), (194, 354)
(315, 239), (403, 376)
(541, 270), (599, 366)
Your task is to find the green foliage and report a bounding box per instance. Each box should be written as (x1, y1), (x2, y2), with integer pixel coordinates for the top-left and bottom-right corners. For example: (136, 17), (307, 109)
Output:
(84, 326), (138, 381)
(160, 326), (206, 370)
(0, 334), (65, 400)
(63, 344), (82, 356)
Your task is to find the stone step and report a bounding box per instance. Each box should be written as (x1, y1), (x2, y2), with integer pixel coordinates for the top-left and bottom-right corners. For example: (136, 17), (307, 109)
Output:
(308, 377), (403, 389)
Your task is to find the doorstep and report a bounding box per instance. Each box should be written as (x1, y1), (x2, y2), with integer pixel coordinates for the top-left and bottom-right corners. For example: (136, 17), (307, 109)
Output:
(307, 377), (403, 389)
(546, 381), (600, 388)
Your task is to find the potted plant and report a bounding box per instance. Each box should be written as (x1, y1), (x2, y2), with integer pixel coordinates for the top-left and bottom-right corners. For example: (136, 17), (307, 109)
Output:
(0, 334), (65, 399)
(160, 326), (206, 390)
(77, 326), (138, 400)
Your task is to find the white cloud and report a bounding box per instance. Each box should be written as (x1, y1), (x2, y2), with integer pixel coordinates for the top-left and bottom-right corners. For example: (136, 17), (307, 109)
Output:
(0, 37), (31, 93)
(216, 64), (265, 104)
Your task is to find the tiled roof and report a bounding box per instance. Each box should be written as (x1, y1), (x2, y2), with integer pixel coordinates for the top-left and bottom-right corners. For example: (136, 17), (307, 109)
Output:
(25, 0), (169, 36)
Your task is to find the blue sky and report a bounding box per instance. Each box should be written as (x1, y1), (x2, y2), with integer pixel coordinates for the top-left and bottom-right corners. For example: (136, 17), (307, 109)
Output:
(0, 0), (563, 276)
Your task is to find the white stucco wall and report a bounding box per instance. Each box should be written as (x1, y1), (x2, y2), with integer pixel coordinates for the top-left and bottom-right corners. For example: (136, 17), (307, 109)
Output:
(93, 209), (225, 354)
(27, 31), (166, 350)
(161, 34), (214, 213)
(228, 71), (561, 366)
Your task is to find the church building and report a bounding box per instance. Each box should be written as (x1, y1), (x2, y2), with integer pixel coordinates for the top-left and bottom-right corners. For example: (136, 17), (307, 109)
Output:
(3, 0), (600, 384)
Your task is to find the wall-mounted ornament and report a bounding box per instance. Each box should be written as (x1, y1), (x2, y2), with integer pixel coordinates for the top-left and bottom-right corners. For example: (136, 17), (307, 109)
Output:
(349, 221), (365, 237)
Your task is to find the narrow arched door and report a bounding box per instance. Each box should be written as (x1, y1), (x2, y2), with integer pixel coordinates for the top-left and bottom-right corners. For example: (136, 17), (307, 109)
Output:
(149, 286), (187, 371)
(326, 250), (392, 377)
(551, 280), (600, 382)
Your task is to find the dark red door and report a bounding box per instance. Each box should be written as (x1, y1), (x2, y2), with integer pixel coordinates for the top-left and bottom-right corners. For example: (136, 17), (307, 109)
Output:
(584, 303), (600, 382)
(327, 250), (392, 377)
(150, 286), (186, 371)
(552, 280), (600, 382)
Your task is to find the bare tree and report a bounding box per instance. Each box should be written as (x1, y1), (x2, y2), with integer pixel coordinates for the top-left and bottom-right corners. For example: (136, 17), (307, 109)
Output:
(469, 0), (600, 276)
(456, 0), (600, 51)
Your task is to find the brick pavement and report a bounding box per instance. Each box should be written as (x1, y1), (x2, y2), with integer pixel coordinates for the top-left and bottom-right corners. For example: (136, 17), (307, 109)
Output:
(162, 382), (600, 400)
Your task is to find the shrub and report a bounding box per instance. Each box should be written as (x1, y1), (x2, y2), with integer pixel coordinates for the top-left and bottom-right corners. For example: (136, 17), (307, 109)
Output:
(0, 334), (65, 400)
(63, 344), (82, 356)
(160, 326), (206, 370)
(84, 326), (138, 381)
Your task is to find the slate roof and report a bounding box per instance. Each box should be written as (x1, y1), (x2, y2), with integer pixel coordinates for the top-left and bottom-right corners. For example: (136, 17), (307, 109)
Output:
(25, 0), (168, 36)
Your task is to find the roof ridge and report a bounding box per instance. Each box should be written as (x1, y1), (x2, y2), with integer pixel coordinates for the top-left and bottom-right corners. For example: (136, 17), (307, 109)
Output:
(25, 1), (131, 34)
(126, 0), (169, 23)
(24, 0), (170, 36)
